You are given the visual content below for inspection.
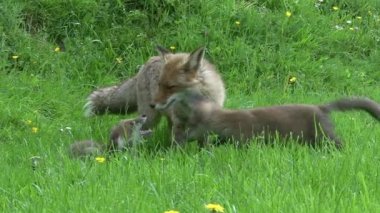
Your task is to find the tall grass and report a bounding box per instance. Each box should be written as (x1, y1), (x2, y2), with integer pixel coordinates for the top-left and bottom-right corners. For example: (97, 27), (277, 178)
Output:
(1, 0), (380, 212)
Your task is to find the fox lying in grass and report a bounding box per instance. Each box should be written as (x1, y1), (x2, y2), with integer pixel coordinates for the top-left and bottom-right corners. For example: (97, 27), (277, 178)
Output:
(155, 90), (380, 149)
(84, 46), (225, 131)
(69, 115), (152, 158)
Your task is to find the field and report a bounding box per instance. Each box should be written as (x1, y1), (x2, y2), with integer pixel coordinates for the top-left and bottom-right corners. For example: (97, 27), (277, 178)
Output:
(1, 0), (380, 212)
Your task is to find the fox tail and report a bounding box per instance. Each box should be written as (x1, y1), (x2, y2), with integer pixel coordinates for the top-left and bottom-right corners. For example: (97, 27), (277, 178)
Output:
(84, 77), (138, 117)
(322, 97), (380, 120)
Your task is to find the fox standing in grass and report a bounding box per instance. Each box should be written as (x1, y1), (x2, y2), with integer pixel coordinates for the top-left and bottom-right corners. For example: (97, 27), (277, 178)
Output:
(155, 89), (380, 149)
(84, 46), (225, 131)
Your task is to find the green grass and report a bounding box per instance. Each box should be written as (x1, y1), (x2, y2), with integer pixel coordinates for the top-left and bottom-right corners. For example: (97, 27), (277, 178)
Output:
(1, 0), (380, 212)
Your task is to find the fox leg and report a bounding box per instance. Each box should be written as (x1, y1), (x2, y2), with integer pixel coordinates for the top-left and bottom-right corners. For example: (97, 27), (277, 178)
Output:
(317, 118), (343, 149)
(196, 137), (208, 149)
(321, 127), (343, 149)
(171, 123), (188, 146)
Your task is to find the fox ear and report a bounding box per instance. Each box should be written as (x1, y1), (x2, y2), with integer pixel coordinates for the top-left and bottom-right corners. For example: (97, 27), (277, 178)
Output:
(186, 46), (205, 71)
(156, 45), (171, 62)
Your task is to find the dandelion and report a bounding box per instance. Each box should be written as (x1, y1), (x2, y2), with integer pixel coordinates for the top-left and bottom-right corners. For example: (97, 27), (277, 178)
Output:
(60, 126), (72, 133)
(285, 11), (292, 17)
(288, 76), (297, 84)
(349, 27), (359, 31)
(356, 16), (362, 20)
(170, 46), (176, 50)
(95, 156), (106, 163)
(164, 210), (179, 213)
(54, 47), (60, 52)
(205, 203), (224, 213)
(12, 55), (19, 60)
(334, 25), (343, 30)
(332, 6), (339, 11)
(235, 21), (240, 25)
(32, 127), (38, 133)
(116, 57), (123, 64)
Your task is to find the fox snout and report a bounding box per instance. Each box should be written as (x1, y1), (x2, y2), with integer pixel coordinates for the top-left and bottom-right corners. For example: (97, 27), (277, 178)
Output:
(151, 91), (171, 109)
(149, 101), (166, 110)
(139, 114), (147, 124)
(149, 97), (168, 110)
(151, 95), (178, 111)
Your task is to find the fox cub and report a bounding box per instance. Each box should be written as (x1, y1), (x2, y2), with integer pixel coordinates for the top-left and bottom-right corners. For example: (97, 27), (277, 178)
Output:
(69, 115), (152, 158)
(155, 89), (380, 149)
(84, 46), (225, 130)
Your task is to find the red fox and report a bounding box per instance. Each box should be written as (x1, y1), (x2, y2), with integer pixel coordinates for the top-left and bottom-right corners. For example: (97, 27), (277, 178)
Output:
(155, 90), (380, 149)
(84, 46), (225, 130)
(69, 115), (152, 158)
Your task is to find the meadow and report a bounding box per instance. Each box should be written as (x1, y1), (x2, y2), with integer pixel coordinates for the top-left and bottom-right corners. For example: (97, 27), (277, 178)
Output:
(1, 0), (380, 212)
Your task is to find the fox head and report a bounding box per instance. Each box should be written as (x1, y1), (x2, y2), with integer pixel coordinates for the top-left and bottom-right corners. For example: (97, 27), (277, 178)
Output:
(151, 46), (205, 109)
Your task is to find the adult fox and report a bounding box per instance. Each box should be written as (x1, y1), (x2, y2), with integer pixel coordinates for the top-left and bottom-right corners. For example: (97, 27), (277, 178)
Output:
(84, 46), (225, 130)
(154, 89), (380, 149)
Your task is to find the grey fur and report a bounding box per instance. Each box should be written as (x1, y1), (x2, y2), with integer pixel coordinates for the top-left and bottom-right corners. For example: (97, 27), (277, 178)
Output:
(163, 90), (380, 149)
(69, 115), (152, 158)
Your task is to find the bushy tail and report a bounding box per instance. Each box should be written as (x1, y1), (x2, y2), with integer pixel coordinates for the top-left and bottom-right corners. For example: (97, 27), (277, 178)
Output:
(84, 77), (138, 117)
(322, 97), (380, 120)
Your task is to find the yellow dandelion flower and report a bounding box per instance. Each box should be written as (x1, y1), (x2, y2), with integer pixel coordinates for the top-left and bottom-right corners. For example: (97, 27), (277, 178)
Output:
(54, 47), (60, 52)
(205, 203), (224, 212)
(235, 21), (240, 25)
(12, 55), (19, 60)
(289, 76), (297, 84)
(349, 27), (354, 31)
(26, 120), (32, 125)
(95, 156), (106, 163)
(164, 210), (179, 213)
(332, 6), (339, 11)
(116, 57), (123, 64)
(170, 46), (176, 50)
(32, 127), (38, 133)
(285, 11), (292, 17)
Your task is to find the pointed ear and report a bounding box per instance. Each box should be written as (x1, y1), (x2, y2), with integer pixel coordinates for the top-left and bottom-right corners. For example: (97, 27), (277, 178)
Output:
(156, 45), (171, 61)
(186, 46), (205, 71)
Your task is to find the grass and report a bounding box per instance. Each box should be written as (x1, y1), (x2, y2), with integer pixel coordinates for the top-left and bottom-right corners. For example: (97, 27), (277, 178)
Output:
(1, 0), (380, 212)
